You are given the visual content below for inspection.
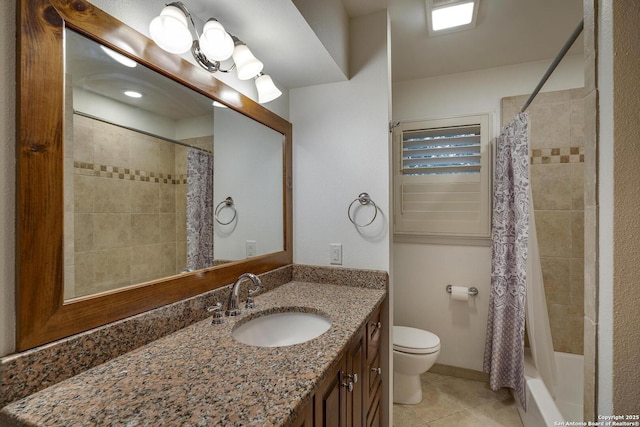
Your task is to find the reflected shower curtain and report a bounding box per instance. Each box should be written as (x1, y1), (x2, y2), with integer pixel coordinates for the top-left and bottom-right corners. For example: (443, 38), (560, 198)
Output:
(186, 149), (214, 271)
(484, 112), (530, 408)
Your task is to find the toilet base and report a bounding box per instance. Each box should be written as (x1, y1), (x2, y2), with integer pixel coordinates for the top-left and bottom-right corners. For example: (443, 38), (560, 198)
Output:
(393, 372), (422, 404)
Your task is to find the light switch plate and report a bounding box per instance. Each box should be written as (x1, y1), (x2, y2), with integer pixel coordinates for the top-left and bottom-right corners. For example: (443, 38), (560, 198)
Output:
(330, 243), (342, 265)
(246, 240), (256, 257)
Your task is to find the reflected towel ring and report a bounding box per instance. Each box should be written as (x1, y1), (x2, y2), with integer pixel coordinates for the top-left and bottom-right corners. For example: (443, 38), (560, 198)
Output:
(348, 192), (378, 227)
(215, 196), (237, 225)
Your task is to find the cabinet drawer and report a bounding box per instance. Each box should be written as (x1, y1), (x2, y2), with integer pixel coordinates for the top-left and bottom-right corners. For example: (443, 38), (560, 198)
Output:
(367, 308), (382, 362)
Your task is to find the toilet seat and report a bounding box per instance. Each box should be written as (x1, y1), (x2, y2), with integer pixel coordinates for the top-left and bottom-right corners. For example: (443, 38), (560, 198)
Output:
(393, 326), (440, 354)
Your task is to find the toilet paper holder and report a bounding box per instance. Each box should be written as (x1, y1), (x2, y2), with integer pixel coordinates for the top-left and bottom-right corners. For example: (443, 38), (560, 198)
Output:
(446, 285), (479, 297)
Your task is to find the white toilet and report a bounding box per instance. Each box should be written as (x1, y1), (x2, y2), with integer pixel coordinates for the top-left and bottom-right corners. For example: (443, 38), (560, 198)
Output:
(393, 325), (441, 404)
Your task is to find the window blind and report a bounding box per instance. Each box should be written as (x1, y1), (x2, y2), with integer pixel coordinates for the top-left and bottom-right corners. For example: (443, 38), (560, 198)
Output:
(394, 115), (491, 239)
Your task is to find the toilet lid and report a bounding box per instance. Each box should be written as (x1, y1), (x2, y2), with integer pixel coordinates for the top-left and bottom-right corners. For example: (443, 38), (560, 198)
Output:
(393, 326), (440, 354)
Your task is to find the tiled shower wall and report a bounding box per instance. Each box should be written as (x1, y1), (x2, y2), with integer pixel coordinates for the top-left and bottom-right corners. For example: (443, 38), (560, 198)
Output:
(65, 114), (213, 298)
(502, 88), (585, 355)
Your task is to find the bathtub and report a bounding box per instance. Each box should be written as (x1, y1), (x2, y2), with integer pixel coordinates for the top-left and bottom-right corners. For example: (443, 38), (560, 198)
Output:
(515, 351), (584, 427)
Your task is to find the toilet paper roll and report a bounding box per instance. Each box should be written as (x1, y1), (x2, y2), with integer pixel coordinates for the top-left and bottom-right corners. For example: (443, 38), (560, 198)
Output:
(450, 286), (469, 301)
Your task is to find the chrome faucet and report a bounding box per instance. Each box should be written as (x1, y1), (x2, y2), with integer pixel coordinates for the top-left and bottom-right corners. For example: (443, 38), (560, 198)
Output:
(226, 273), (262, 316)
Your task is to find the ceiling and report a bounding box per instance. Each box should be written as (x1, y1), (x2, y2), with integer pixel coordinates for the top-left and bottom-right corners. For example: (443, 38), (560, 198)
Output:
(187, 0), (583, 88)
(71, 0), (584, 110)
(384, 0), (584, 82)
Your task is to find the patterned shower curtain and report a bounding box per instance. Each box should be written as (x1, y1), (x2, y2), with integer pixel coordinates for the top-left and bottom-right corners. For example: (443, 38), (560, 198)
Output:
(483, 112), (530, 409)
(186, 149), (214, 271)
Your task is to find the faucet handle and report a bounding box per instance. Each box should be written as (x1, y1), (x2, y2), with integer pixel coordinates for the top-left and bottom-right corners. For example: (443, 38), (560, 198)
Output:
(245, 288), (256, 309)
(207, 302), (224, 324)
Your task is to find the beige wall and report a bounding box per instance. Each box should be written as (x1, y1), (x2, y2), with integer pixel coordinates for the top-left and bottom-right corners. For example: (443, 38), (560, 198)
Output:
(392, 56), (584, 372)
(592, 0), (640, 416)
(0, 0), (16, 357)
(610, 0), (640, 414)
(583, 0), (598, 419)
(502, 88), (585, 355)
(67, 114), (213, 297)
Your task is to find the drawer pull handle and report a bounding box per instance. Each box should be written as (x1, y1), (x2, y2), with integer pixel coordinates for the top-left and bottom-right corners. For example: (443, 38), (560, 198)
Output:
(346, 373), (358, 384)
(371, 321), (381, 330)
(370, 367), (382, 375)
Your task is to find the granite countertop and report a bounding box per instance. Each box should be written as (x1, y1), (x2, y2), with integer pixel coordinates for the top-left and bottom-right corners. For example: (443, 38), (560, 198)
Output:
(0, 281), (386, 426)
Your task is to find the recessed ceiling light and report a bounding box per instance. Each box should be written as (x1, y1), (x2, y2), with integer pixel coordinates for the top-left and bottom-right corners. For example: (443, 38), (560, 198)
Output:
(124, 90), (143, 98)
(432, 2), (474, 31)
(426, 0), (479, 35)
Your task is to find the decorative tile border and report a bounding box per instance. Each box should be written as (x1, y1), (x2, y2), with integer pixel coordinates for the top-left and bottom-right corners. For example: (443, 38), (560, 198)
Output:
(74, 161), (188, 184)
(530, 146), (584, 165)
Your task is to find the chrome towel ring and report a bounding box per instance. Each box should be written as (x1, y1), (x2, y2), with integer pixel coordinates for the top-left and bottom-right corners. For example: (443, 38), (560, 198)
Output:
(215, 196), (237, 225)
(348, 192), (378, 227)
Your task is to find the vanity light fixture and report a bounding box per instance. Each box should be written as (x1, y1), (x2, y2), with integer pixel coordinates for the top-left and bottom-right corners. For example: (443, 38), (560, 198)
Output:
(426, 0), (479, 36)
(255, 73), (282, 104)
(149, 2), (282, 103)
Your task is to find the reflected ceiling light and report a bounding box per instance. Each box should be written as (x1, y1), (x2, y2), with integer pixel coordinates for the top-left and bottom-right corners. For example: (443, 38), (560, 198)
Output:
(255, 73), (282, 104)
(426, 0), (479, 35)
(149, 1), (281, 103)
(124, 90), (143, 98)
(100, 45), (137, 68)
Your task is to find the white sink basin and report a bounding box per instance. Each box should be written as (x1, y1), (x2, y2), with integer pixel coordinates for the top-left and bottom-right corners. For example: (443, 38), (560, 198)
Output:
(232, 309), (332, 347)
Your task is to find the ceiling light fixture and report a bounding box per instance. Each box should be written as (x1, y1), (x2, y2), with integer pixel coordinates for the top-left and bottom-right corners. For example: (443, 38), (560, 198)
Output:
(124, 90), (143, 98)
(426, 0), (479, 36)
(149, 2), (281, 103)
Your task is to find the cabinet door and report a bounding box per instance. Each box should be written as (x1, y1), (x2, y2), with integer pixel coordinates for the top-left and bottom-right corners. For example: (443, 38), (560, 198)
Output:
(346, 331), (365, 427)
(366, 308), (383, 427)
(314, 356), (347, 427)
(291, 402), (314, 427)
(366, 309), (382, 362)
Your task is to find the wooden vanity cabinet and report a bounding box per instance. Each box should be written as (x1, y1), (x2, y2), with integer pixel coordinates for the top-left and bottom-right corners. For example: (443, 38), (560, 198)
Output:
(291, 403), (314, 427)
(311, 307), (382, 427)
(347, 329), (365, 427)
(365, 307), (383, 427)
(313, 353), (347, 426)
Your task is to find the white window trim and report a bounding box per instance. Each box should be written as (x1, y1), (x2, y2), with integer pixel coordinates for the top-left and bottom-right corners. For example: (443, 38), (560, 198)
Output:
(393, 113), (492, 245)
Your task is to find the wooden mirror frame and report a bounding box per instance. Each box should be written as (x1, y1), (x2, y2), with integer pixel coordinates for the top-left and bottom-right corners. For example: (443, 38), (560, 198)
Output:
(16, 0), (293, 351)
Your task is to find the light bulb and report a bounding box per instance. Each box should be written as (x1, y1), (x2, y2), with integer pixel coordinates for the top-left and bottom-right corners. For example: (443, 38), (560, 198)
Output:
(199, 19), (234, 61)
(255, 74), (282, 103)
(232, 44), (264, 80)
(149, 5), (192, 54)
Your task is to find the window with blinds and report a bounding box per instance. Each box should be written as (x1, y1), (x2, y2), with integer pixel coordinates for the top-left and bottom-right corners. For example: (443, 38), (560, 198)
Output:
(393, 114), (491, 240)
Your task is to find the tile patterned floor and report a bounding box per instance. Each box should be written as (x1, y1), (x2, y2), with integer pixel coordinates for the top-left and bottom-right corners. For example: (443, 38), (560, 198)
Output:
(393, 372), (524, 427)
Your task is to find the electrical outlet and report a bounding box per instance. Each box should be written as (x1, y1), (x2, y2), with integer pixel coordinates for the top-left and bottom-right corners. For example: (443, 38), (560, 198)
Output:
(330, 243), (342, 265)
(246, 240), (256, 257)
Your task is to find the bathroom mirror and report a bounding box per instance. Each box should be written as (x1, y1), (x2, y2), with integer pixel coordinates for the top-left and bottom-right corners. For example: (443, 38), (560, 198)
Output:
(16, 0), (292, 350)
(64, 30), (284, 299)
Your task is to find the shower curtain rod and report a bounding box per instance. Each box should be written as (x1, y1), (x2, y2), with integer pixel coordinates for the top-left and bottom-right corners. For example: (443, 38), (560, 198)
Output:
(520, 19), (584, 113)
(73, 110), (213, 154)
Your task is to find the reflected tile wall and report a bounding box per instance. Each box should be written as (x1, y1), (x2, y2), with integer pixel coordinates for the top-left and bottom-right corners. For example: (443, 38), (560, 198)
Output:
(69, 115), (214, 297)
(502, 88), (585, 355)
